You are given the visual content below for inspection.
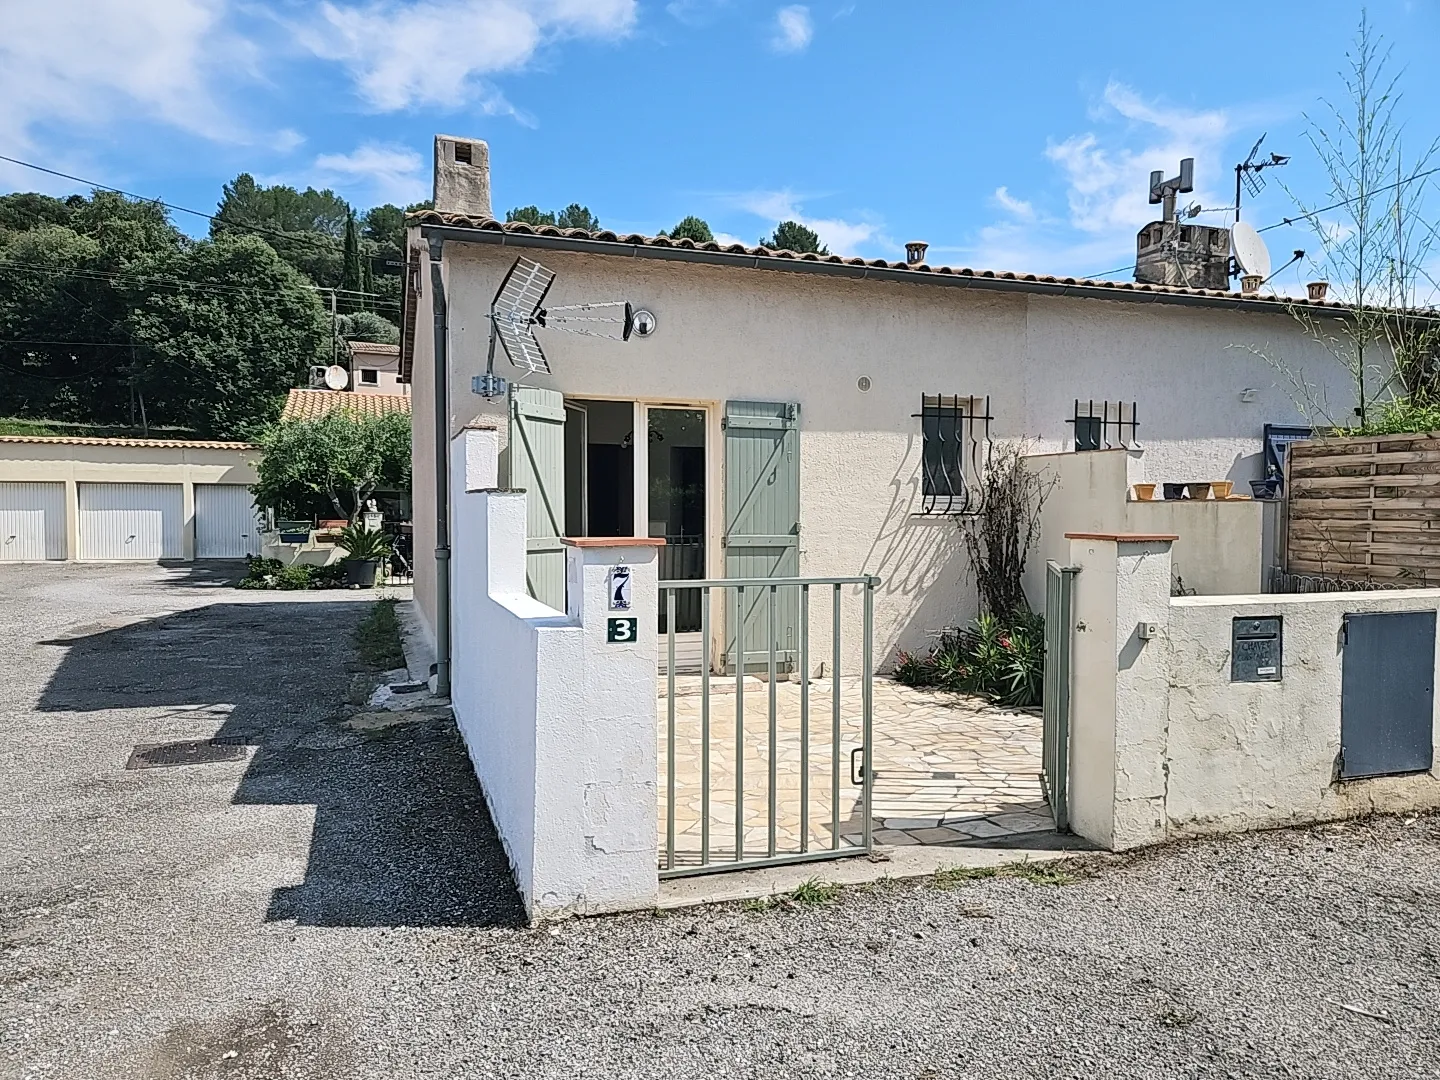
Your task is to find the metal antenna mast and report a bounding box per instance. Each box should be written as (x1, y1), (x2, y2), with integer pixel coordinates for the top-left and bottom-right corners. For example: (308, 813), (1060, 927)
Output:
(1234, 134), (1290, 222)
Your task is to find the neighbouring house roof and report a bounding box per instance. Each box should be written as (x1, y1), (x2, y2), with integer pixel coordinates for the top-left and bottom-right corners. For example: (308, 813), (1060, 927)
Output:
(0, 435), (258, 450)
(348, 341), (401, 356)
(400, 213), (1359, 381)
(281, 388), (412, 422)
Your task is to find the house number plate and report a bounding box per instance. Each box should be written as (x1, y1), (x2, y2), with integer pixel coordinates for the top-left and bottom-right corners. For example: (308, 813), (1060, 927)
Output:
(607, 617), (638, 643)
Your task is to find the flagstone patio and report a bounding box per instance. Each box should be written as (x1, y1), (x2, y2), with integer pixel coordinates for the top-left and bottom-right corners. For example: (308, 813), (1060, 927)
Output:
(658, 675), (1051, 868)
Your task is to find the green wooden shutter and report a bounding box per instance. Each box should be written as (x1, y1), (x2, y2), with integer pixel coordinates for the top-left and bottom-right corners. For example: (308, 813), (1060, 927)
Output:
(509, 386), (567, 611)
(724, 400), (800, 671)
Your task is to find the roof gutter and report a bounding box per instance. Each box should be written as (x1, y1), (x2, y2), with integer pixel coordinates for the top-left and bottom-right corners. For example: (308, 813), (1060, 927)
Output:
(416, 223), (1349, 320)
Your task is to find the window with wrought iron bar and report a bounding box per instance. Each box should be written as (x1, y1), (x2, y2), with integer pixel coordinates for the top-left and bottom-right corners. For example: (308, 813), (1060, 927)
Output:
(1068, 399), (1140, 451)
(917, 394), (992, 515)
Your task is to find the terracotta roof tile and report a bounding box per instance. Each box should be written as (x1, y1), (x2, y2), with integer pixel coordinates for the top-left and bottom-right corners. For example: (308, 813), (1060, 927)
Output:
(281, 389), (412, 422)
(348, 341), (401, 356)
(405, 212), (1348, 310)
(0, 435), (257, 450)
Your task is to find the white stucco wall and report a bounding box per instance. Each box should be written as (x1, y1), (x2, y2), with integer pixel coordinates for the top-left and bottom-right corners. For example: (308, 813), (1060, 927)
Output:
(1065, 534), (1440, 850)
(448, 429), (658, 919)
(1025, 449), (1266, 605)
(1166, 591), (1440, 836)
(414, 237), (1359, 670)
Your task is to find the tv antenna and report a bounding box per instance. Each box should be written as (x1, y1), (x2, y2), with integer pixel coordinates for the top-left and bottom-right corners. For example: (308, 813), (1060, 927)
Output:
(1234, 134), (1289, 222)
(472, 256), (645, 399)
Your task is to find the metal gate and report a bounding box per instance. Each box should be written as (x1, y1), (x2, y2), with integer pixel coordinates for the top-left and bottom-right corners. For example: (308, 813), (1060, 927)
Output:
(1340, 610), (1436, 779)
(659, 575), (878, 878)
(1042, 561), (1079, 831)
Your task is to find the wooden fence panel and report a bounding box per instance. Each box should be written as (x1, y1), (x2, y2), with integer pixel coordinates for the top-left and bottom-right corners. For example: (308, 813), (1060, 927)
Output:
(1286, 432), (1440, 586)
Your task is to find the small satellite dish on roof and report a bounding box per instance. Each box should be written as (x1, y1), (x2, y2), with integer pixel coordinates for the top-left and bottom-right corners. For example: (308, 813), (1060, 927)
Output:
(1231, 221), (1272, 280)
(323, 365), (348, 390)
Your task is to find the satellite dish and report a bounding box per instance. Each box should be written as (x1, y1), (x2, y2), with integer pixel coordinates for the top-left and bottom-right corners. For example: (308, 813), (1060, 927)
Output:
(324, 365), (348, 390)
(1231, 221), (1272, 280)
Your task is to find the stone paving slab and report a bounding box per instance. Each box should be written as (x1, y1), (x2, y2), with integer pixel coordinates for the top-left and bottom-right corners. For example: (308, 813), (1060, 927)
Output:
(658, 676), (1052, 867)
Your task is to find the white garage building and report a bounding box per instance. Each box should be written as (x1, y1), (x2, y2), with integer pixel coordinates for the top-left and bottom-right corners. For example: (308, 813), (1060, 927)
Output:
(0, 435), (262, 562)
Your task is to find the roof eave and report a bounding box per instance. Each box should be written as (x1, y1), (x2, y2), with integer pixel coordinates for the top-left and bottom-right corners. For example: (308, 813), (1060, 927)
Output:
(415, 222), (1348, 319)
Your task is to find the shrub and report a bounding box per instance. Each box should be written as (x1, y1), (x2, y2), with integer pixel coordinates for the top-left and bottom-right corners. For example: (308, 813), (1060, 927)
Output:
(893, 612), (1045, 707)
(237, 555), (347, 590)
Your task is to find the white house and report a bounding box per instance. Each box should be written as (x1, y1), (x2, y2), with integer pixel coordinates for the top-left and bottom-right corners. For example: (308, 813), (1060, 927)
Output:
(401, 134), (1358, 690)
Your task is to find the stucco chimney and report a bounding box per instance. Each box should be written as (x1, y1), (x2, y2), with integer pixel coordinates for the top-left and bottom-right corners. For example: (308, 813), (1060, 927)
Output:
(433, 135), (492, 219)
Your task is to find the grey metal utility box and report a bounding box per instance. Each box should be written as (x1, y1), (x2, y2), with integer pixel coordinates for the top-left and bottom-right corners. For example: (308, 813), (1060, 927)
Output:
(1232, 616), (1282, 682)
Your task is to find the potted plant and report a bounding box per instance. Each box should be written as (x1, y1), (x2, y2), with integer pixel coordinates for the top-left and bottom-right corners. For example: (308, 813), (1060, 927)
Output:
(337, 523), (392, 587)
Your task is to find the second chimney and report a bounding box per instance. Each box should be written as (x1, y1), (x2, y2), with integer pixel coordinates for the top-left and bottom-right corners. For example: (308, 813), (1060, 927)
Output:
(905, 241), (929, 266)
(433, 135), (492, 219)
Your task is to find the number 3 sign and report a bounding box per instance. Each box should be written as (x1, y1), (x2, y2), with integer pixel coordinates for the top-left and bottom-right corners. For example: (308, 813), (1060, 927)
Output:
(606, 617), (638, 643)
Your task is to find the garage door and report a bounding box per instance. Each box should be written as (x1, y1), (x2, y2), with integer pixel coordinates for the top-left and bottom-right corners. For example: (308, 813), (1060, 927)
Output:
(78, 483), (183, 560)
(0, 482), (66, 561)
(195, 484), (262, 558)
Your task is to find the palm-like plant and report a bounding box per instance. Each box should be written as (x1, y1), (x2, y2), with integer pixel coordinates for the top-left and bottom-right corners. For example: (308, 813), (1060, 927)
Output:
(336, 523), (391, 562)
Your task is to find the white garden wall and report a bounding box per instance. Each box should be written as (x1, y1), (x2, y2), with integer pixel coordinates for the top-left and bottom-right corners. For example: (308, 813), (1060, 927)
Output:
(1063, 534), (1440, 851)
(449, 427), (659, 919)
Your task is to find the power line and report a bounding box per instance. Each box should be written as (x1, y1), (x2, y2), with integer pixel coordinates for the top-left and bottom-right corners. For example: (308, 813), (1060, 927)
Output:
(0, 153), (362, 257)
(0, 259), (401, 311)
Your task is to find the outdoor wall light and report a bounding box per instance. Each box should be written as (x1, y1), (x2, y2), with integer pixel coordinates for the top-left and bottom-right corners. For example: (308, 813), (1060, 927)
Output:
(1240, 388), (1258, 403)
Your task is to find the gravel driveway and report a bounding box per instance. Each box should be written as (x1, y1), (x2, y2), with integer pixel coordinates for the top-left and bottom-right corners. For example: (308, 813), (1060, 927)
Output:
(3, 564), (1439, 1079)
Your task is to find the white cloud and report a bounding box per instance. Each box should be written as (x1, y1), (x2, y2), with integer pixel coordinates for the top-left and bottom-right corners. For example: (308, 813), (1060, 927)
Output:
(667, 0), (730, 24)
(312, 143), (429, 205)
(728, 189), (883, 256)
(300, 0), (637, 112)
(711, 231), (748, 247)
(964, 80), (1237, 276)
(770, 5), (813, 53)
(0, 0), (249, 180)
(991, 186), (1035, 222)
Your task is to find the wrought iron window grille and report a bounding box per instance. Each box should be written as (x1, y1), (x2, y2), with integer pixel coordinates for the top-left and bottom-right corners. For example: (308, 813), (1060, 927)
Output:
(914, 394), (993, 515)
(1067, 400), (1140, 451)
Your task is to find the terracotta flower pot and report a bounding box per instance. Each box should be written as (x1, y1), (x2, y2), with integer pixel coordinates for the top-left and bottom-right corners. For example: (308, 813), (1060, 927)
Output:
(1133, 483), (1157, 501)
(1211, 481), (1233, 499)
(1187, 483), (1212, 501)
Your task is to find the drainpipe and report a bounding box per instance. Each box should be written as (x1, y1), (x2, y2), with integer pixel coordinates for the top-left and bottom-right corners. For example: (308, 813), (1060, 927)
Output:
(428, 236), (452, 698)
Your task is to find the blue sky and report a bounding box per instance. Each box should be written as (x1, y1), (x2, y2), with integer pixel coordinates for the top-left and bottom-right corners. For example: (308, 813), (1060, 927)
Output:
(3, 0), (1438, 288)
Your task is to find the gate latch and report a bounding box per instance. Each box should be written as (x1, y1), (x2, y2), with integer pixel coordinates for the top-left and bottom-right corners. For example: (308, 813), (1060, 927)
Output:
(850, 747), (866, 786)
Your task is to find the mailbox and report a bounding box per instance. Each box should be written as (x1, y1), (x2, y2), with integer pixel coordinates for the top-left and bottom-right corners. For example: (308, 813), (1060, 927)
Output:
(1232, 616), (1282, 682)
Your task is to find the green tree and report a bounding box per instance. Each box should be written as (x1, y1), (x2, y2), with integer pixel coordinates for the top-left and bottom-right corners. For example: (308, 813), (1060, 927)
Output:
(335, 311), (400, 346)
(505, 203), (600, 230)
(251, 410), (411, 521)
(0, 190), (186, 426)
(340, 211), (364, 311)
(556, 203), (600, 231)
(665, 215), (714, 243)
(505, 205), (557, 227)
(212, 173), (350, 287)
(0, 192), (77, 239)
(124, 234), (330, 438)
(763, 220), (828, 254)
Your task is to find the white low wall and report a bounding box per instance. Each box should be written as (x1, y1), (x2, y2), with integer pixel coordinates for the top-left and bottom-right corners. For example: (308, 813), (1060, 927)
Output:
(1025, 449), (1265, 606)
(450, 428), (659, 919)
(1167, 592), (1440, 836)
(1064, 534), (1440, 851)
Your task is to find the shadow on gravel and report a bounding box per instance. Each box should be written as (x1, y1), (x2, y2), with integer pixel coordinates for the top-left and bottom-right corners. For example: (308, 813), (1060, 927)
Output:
(156, 559), (251, 588)
(35, 601), (526, 930)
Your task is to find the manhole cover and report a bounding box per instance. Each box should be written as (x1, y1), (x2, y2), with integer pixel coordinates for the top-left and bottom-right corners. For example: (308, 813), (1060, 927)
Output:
(125, 740), (247, 770)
